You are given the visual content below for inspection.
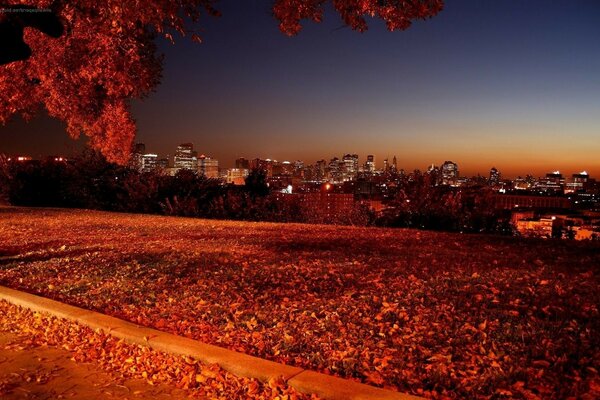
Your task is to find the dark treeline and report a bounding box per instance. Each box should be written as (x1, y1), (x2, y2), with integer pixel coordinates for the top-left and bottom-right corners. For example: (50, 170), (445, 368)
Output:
(375, 172), (512, 233)
(0, 151), (511, 232)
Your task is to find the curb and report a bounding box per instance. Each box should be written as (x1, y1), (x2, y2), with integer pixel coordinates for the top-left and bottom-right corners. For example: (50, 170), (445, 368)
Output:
(0, 286), (422, 400)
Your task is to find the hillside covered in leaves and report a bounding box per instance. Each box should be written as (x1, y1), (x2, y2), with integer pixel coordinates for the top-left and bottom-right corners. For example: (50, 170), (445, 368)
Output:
(0, 207), (598, 398)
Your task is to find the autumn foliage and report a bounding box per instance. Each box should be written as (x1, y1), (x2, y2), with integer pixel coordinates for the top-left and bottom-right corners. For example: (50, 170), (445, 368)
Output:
(0, 0), (443, 164)
(0, 301), (318, 399)
(1, 208), (599, 398)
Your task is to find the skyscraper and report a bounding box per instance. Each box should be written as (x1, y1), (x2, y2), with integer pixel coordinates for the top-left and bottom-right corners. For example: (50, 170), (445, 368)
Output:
(174, 143), (198, 171)
(342, 153), (359, 181)
(489, 167), (501, 185)
(328, 157), (342, 183)
(235, 157), (250, 170)
(365, 155), (375, 173)
(427, 164), (441, 186)
(315, 159), (327, 181)
(441, 161), (459, 185)
(141, 153), (158, 173)
(198, 154), (219, 178)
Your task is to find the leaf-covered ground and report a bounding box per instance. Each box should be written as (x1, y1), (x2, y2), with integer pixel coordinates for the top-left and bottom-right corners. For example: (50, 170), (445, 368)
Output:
(0, 301), (316, 399)
(1, 207), (599, 399)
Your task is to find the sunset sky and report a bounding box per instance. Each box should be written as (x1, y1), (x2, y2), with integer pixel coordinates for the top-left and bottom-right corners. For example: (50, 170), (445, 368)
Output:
(1, 0), (599, 177)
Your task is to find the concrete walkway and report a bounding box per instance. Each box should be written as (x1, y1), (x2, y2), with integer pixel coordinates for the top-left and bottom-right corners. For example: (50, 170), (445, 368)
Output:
(0, 331), (192, 399)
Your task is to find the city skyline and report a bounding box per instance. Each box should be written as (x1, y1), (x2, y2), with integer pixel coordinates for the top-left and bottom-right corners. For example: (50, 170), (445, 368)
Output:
(108, 140), (600, 183)
(2, 133), (598, 180)
(1, 0), (599, 177)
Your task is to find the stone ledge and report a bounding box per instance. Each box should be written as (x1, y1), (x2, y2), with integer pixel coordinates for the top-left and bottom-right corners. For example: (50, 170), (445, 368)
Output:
(289, 370), (422, 400)
(0, 285), (422, 400)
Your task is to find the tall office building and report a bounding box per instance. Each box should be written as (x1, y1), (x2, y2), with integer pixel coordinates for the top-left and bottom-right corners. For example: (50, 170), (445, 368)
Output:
(427, 164), (441, 186)
(365, 155), (375, 173)
(342, 153), (359, 181)
(198, 155), (219, 178)
(441, 161), (459, 185)
(235, 157), (250, 170)
(565, 171), (589, 193)
(174, 143), (198, 171)
(315, 159), (327, 181)
(489, 167), (501, 185)
(141, 153), (158, 173)
(327, 157), (342, 183)
(392, 156), (398, 172)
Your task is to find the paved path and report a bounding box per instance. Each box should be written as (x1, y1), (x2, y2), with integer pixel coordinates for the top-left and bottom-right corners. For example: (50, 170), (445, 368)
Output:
(0, 331), (192, 400)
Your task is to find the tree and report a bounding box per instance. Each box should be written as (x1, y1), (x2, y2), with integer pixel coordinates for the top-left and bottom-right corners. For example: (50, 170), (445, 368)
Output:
(245, 167), (270, 198)
(1, 0), (443, 164)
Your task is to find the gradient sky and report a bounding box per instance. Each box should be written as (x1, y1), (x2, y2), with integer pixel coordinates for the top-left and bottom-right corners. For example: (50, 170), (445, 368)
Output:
(1, 0), (599, 177)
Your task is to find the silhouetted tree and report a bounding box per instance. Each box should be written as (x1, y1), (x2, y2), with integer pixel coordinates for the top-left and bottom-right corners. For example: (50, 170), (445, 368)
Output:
(245, 168), (270, 199)
(1, 0), (443, 163)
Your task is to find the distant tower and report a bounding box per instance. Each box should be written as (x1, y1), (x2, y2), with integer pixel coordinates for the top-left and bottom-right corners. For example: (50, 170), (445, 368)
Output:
(328, 157), (342, 183)
(427, 164), (440, 186)
(392, 156), (397, 171)
(141, 153), (158, 172)
(235, 157), (250, 169)
(383, 158), (389, 172)
(315, 160), (327, 181)
(365, 155), (375, 173)
(342, 153), (359, 181)
(174, 143), (198, 171)
(441, 161), (458, 185)
(198, 154), (219, 178)
(489, 167), (501, 185)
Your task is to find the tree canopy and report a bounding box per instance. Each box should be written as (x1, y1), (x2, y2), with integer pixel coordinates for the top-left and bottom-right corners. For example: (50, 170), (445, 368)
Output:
(0, 0), (443, 164)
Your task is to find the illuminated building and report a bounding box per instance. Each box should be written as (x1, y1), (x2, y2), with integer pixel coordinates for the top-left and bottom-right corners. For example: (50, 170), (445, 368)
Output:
(157, 158), (169, 169)
(494, 194), (572, 210)
(328, 157), (343, 183)
(535, 171), (564, 193)
(489, 167), (501, 185)
(515, 217), (556, 238)
(250, 158), (273, 177)
(174, 143), (198, 171)
(513, 176), (531, 190)
(565, 171), (589, 193)
(226, 168), (249, 185)
(141, 154), (158, 172)
(441, 161), (459, 185)
(293, 160), (305, 178)
(364, 155), (376, 173)
(198, 155), (219, 178)
(342, 153), (359, 181)
(427, 164), (440, 186)
(392, 156), (398, 172)
(315, 160), (327, 181)
(299, 183), (355, 216)
(279, 161), (294, 176)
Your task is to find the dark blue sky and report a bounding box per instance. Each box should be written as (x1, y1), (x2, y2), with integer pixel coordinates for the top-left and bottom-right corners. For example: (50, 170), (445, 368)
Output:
(2, 0), (599, 176)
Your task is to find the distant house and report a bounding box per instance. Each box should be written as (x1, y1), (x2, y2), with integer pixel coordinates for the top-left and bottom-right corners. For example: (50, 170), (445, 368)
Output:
(515, 218), (556, 238)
